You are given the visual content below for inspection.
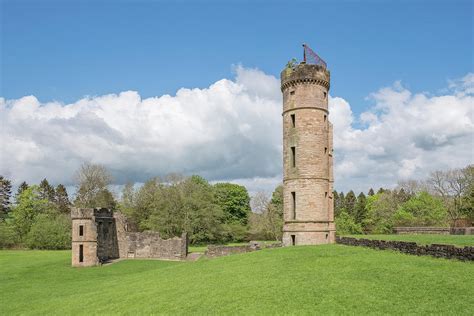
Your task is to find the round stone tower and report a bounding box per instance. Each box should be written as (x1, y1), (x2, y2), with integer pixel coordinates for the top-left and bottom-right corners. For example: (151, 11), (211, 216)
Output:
(281, 60), (335, 246)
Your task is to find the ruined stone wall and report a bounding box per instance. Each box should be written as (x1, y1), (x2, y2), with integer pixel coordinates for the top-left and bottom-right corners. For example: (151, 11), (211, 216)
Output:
(124, 232), (188, 260)
(336, 236), (474, 261)
(281, 63), (335, 246)
(72, 209), (188, 267)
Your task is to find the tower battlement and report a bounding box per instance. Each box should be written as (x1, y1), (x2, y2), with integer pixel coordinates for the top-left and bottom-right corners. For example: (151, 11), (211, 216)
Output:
(281, 63), (330, 91)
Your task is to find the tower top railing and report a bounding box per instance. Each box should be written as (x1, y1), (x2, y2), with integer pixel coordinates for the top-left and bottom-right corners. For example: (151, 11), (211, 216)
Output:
(303, 43), (327, 69)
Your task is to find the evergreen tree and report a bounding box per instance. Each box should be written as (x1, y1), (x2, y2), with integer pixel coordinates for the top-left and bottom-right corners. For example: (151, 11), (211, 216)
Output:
(0, 176), (12, 221)
(39, 179), (56, 203)
(354, 192), (368, 224)
(344, 190), (357, 217)
(55, 184), (70, 214)
(377, 187), (386, 194)
(335, 191), (345, 217)
(16, 182), (29, 203)
(368, 188), (375, 196)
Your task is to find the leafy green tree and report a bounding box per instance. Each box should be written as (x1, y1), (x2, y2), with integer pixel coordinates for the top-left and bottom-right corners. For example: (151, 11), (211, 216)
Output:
(364, 192), (399, 234)
(393, 191), (447, 227)
(55, 184), (70, 214)
(0, 176), (12, 221)
(335, 212), (363, 235)
(10, 186), (49, 241)
(214, 183), (251, 225)
(0, 222), (18, 248)
(368, 188), (375, 196)
(26, 213), (71, 249)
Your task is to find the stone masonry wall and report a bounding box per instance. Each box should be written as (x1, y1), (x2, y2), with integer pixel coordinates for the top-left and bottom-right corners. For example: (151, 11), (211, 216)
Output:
(205, 242), (282, 258)
(336, 236), (474, 261)
(125, 232), (188, 260)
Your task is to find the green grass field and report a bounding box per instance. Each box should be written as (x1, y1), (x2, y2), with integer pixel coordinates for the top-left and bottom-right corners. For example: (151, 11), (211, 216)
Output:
(1, 246), (473, 315)
(344, 234), (474, 247)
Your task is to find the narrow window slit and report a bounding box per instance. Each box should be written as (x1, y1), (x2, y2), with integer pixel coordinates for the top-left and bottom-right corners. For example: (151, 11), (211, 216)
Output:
(79, 245), (84, 263)
(291, 191), (296, 220)
(291, 146), (296, 168)
(291, 114), (295, 127)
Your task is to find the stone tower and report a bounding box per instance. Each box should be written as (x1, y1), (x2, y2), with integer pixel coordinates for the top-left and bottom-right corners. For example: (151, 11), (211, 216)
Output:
(281, 50), (335, 246)
(71, 207), (119, 267)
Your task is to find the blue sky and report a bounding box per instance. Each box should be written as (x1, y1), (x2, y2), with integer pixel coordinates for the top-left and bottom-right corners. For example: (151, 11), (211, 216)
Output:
(2, 0), (472, 116)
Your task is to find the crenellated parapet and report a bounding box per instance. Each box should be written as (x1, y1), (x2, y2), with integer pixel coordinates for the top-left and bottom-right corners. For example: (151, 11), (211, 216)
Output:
(281, 64), (330, 91)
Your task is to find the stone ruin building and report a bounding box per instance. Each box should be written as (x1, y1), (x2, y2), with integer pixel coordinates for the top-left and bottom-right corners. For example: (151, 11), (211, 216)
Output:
(71, 207), (188, 267)
(281, 44), (336, 246)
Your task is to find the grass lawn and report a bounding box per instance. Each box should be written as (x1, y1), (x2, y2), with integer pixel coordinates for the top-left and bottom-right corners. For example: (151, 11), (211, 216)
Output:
(344, 234), (474, 247)
(1, 246), (473, 315)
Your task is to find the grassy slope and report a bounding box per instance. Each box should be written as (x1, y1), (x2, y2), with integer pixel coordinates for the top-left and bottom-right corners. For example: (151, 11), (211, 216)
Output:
(344, 234), (474, 246)
(1, 246), (473, 315)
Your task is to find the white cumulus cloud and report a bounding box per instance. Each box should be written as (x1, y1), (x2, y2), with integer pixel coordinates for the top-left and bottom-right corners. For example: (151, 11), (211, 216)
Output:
(1, 67), (472, 195)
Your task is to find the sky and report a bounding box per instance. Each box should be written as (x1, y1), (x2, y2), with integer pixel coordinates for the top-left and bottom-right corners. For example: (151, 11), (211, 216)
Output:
(1, 0), (473, 196)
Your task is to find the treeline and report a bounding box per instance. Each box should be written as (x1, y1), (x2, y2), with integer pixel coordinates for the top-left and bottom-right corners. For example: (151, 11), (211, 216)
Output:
(118, 175), (282, 244)
(0, 163), (283, 248)
(0, 178), (71, 249)
(1, 163), (471, 249)
(335, 165), (473, 234)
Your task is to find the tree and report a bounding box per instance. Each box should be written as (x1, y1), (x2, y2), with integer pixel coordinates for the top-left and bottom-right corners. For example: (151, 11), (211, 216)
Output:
(334, 191), (345, 217)
(38, 178), (56, 203)
(214, 183), (251, 225)
(55, 184), (70, 214)
(10, 186), (49, 241)
(73, 163), (116, 208)
(265, 185), (284, 240)
(15, 181), (29, 203)
(367, 188), (375, 196)
(26, 213), (71, 250)
(364, 191), (400, 234)
(335, 212), (363, 235)
(393, 192), (447, 227)
(344, 190), (357, 217)
(428, 165), (473, 221)
(0, 176), (12, 221)
(353, 192), (367, 224)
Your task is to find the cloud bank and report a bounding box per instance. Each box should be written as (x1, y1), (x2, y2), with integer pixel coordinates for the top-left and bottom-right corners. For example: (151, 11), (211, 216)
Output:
(1, 67), (472, 194)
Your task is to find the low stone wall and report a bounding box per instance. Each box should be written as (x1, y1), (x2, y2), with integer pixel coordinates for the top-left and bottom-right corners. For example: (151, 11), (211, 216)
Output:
(205, 241), (282, 258)
(393, 227), (450, 235)
(450, 227), (474, 235)
(125, 232), (188, 261)
(336, 237), (474, 261)
(206, 245), (254, 258)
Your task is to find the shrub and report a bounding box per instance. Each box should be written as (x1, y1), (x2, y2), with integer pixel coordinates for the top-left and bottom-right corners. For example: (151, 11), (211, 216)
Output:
(0, 222), (19, 248)
(336, 212), (363, 235)
(26, 214), (71, 250)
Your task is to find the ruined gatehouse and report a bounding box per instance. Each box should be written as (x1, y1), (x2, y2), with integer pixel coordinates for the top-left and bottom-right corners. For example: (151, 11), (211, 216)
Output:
(71, 207), (188, 267)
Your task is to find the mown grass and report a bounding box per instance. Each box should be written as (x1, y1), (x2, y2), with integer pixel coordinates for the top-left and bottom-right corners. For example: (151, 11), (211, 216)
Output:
(1, 246), (473, 315)
(344, 234), (474, 247)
